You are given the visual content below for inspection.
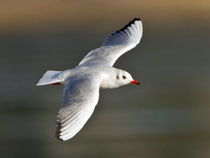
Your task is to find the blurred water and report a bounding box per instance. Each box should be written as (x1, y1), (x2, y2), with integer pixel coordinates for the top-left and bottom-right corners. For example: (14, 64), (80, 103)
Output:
(0, 25), (210, 158)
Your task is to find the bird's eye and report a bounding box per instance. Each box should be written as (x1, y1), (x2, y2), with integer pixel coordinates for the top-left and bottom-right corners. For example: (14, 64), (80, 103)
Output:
(116, 75), (119, 79)
(122, 76), (126, 79)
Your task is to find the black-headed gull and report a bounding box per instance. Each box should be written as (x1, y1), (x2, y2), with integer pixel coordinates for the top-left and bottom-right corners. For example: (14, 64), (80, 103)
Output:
(37, 18), (143, 141)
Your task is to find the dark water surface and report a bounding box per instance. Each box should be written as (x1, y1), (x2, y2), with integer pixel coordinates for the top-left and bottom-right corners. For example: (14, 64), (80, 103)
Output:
(0, 27), (210, 158)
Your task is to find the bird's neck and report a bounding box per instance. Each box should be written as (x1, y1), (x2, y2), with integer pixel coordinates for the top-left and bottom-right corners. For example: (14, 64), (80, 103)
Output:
(100, 68), (121, 89)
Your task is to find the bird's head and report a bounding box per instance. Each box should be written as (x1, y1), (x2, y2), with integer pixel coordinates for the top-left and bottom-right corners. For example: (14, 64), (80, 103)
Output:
(115, 70), (141, 86)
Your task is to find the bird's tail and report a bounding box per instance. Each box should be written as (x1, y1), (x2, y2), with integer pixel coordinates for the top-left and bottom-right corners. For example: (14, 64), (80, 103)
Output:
(36, 70), (65, 86)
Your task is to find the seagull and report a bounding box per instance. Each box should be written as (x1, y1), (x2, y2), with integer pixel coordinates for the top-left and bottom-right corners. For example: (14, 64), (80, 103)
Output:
(37, 18), (143, 141)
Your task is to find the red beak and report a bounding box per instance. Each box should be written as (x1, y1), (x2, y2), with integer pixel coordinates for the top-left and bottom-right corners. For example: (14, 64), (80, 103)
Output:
(131, 80), (141, 85)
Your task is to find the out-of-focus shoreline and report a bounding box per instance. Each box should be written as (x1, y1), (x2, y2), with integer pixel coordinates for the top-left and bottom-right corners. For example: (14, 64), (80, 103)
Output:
(0, 0), (209, 34)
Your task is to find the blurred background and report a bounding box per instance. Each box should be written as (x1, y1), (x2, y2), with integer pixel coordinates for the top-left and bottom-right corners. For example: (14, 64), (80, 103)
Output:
(0, 0), (210, 158)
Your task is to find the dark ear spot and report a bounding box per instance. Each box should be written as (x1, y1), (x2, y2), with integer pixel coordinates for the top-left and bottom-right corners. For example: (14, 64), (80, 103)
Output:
(122, 76), (126, 79)
(116, 75), (119, 79)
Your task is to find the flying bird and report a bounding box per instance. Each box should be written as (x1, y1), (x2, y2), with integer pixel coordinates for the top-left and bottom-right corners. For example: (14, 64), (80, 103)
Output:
(37, 18), (143, 141)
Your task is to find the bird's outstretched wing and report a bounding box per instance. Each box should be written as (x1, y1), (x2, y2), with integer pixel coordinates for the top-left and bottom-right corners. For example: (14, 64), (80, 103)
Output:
(79, 18), (143, 67)
(56, 75), (102, 141)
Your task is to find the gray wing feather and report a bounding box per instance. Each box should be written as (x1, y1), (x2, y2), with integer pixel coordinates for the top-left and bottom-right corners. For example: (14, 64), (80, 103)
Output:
(56, 76), (102, 141)
(79, 18), (143, 66)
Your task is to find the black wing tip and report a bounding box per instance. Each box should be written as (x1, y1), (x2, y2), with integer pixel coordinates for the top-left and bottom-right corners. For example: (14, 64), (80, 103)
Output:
(122, 18), (142, 29)
(115, 18), (141, 34)
(55, 121), (64, 141)
(133, 18), (141, 21)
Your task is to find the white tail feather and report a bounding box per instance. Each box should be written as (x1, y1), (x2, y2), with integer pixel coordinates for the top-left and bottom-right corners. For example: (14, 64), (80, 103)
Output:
(36, 70), (64, 86)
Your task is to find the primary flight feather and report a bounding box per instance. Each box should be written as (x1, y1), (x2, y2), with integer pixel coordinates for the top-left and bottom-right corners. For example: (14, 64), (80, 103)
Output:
(37, 18), (143, 141)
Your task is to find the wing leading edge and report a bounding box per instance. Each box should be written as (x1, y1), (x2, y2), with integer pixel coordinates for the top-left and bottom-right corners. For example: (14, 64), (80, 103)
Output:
(79, 18), (143, 67)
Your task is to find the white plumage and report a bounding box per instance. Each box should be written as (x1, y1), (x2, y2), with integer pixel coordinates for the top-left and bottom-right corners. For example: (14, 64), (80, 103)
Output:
(37, 18), (143, 141)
